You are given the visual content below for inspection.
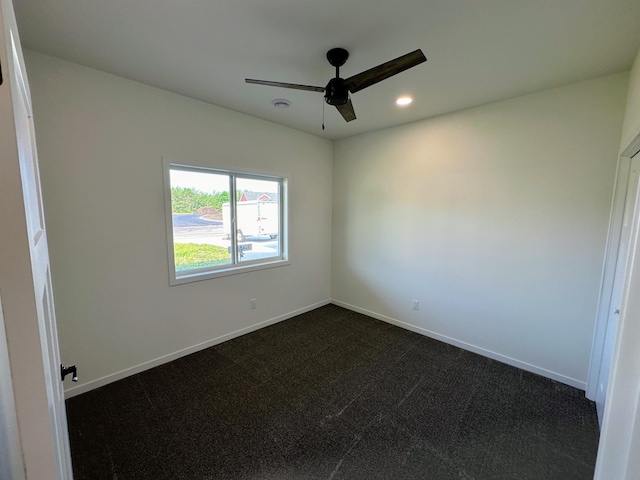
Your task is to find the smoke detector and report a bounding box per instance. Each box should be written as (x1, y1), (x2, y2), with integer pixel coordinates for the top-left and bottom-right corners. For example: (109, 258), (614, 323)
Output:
(272, 98), (291, 108)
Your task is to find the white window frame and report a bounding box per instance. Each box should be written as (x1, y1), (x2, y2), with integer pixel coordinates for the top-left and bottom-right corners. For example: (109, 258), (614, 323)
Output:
(163, 158), (290, 285)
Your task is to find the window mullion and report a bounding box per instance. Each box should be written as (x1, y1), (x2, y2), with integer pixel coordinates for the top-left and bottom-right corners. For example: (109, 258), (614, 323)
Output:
(229, 174), (238, 264)
(277, 181), (283, 258)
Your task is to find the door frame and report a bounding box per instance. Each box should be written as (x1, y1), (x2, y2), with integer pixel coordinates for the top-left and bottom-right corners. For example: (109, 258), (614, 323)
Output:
(587, 134), (640, 405)
(0, 293), (26, 480)
(594, 130), (640, 478)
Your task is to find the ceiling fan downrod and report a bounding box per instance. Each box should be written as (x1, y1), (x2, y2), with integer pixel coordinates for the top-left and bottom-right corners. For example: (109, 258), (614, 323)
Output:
(324, 48), (350, 106)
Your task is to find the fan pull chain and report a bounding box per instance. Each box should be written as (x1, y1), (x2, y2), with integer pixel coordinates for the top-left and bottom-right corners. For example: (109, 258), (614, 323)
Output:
(322, 97), (325, 130)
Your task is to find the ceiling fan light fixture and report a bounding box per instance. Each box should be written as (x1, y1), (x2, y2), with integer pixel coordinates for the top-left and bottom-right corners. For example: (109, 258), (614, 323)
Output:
(272, 98), (291, 108)
(396, 96), (413, 106)
(247, 48), (426, 124)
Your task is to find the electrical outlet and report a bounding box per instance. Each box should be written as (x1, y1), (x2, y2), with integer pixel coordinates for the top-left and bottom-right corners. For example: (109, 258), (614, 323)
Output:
(250, 298), (257, 309)
(412, 300), (420, 311)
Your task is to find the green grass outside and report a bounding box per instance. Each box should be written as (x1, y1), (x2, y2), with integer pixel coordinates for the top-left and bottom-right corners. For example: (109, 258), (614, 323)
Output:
(174, 243), (230, 271)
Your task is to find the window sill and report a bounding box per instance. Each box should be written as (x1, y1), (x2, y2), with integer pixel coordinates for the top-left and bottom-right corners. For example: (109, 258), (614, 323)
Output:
(169, 258), (291, 286)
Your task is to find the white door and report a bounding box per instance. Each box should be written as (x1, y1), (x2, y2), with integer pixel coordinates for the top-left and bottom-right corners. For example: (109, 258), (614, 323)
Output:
(595, 154), (640, 420)
(0, 0), (73, 477)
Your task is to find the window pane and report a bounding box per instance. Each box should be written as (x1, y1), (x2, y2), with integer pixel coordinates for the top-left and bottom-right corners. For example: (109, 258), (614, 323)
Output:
(235, 177), (281, 263)
(169, 169), (232, 272)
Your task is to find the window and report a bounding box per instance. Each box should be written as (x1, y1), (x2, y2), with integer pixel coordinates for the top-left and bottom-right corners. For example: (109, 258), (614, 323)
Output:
(163, 160), (288, 284)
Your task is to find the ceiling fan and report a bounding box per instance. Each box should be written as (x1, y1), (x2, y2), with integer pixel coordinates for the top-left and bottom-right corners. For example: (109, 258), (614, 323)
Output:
(246, 48), (427, 123)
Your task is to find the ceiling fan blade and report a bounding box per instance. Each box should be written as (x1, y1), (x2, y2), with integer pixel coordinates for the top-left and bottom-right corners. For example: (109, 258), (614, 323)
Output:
(245, 78), (325, 93)
(335, 98), (356, 122)
(344, 49), (427, 94)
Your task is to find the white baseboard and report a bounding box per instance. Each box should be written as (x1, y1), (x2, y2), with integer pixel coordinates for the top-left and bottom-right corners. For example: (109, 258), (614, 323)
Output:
(64, 299), (331, 399)
(331, 299), (587, 391)
(66, 298), (586, 398)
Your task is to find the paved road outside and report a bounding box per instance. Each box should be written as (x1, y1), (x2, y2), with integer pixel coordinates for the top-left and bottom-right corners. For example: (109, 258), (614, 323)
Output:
(172, 214), (278, 261)
(173, 214), (222, 227)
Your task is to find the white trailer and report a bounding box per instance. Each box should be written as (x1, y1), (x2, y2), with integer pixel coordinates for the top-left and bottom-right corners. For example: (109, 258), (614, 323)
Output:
(222, 200), (279, 241)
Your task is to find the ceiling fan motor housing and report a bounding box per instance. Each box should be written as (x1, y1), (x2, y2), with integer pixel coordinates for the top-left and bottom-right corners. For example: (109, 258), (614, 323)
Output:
(325, 78), (349, 106)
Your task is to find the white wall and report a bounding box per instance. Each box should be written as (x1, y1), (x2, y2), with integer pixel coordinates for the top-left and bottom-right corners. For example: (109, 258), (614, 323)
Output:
(24, 51), (334, 396)
(595, 47), (640, 480)
(332, 73), (628, 388)
(621, 49), (640, 152)
(23, 46), (630, 398)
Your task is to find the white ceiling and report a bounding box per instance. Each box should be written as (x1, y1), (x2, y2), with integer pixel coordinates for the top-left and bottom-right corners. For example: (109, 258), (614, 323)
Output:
(13, 0), (640, 140)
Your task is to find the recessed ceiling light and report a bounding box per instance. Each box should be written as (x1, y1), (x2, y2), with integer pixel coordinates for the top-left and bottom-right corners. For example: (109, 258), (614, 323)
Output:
(396, 96), (413, 106)
(272, 98), (291, 108)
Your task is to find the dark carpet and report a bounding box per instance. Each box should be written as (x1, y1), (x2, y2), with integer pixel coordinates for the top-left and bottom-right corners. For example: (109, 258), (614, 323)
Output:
(66, 304), (600, 479)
